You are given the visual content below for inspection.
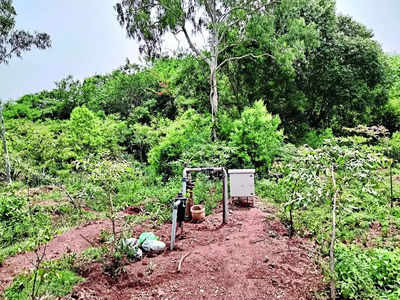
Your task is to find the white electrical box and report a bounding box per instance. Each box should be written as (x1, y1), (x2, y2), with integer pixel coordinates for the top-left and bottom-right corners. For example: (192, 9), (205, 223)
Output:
(228, 169), (255, 197)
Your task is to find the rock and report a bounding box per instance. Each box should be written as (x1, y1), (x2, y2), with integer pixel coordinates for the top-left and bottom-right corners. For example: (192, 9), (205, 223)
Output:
(134, 248), (143, 260)
(121, 238), (138, 248)
(120, 238), (142, 260)
(142, 240), (166, 252)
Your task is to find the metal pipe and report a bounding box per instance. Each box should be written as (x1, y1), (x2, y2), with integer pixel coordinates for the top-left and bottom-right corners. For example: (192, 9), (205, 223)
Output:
(181, 177), (187, 196)
(222, 168), (228, 224)
(172, 166), (229, 250)
(170, 200), (181, 250)
(183, 167), (228, 223)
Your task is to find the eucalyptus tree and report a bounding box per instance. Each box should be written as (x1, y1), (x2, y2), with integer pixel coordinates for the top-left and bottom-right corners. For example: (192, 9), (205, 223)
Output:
(0, 0), (51, 183)
(115, 0), (316, 138)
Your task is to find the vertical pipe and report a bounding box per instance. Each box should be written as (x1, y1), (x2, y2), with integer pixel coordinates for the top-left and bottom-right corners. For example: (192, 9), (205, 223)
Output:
(182, 175), (187, 196)
(222, 168), (228, 224)
(170, 200), (180, 250)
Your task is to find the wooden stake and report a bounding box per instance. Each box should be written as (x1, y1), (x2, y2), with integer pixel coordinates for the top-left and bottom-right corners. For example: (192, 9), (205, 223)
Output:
(390, 161), (393, 208)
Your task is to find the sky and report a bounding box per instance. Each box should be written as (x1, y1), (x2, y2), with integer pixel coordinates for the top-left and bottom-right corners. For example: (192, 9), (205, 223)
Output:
(1, 0), (399, 101)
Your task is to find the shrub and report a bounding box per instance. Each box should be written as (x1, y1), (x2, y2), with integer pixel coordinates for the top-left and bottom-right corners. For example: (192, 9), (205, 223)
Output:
(148, 110), (212, 177)
(56, 106), (126, 170)
(336, 244), (400, 299)
(298, 128), (333, 148)
(390, 131), (400, 161)
(4, 255), (83, 300)
(229, 100), (283, 174)
(0, 194), (51, 248)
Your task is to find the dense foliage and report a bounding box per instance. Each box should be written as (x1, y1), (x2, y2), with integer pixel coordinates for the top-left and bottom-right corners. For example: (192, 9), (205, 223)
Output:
(258, 134), (400, 298)
(336, 245), (400, 299)
(221, 0), (390, 139)
(1, 0), (400, 299)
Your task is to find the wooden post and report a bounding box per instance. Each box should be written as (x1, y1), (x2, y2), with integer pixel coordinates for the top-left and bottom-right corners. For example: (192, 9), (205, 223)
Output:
(390, 161), (393, 207)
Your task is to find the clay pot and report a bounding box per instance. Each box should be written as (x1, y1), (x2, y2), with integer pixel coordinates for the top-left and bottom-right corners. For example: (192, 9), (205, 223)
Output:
(191, 205), (205, 221)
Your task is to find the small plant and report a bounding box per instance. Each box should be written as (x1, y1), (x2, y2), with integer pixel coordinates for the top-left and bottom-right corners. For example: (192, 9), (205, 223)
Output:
(390, 131), (400, 161)
(335, 244), (400, 299)
(89, 159), (133, 278)
(3, 255), (83, 300)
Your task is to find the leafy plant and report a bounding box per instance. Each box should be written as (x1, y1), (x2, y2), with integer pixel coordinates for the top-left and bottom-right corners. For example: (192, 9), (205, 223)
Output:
(390, 131), (400, 161)
(148, 109), (212, 177)
(335, 244), (400, 299)
(3, 255), (83, 300)
(229, 100), (283, 174)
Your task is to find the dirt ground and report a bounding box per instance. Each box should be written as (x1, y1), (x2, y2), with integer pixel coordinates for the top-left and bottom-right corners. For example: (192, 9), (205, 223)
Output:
(67, 202), (324, 300)
(0, 219), (112, 292)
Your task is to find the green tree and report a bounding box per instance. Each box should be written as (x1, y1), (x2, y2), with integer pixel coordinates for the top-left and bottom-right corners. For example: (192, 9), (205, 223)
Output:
(382, 55), (400, 132)
(229, 100), (283, 173)
(0, 0), (51, 64)
(0, 0), (51, 183)
(148, 109), (212, 176)
(115, 0), (317, 139)
(222, 0), (388, 139)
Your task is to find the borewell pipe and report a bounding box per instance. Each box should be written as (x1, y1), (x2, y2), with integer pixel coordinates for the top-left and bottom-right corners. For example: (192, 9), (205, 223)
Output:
(182, 167), (228, 224)
(170, 199), (181, 250)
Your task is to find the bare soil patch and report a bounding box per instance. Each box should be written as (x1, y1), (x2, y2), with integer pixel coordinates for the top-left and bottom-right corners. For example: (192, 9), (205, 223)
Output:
(68, 202), (323, 300)
(0, 219), (111, 292)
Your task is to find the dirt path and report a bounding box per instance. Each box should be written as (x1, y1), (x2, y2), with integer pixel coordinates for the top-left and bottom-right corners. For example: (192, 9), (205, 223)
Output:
(68, 203), (323, 300)
(0, 219), (111, 292)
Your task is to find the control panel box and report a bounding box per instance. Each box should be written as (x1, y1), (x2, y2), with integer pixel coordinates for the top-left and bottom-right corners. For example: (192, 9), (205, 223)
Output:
(228, 169), (255, 197)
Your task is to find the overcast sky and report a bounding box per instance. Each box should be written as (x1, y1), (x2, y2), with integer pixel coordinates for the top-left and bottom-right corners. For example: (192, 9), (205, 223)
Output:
(1, 0), (399, 101)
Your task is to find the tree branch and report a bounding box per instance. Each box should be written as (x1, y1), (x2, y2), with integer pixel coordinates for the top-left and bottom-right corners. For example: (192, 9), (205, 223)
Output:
(218, 0), (280, 42)
(182, 25), (210, 64)
(216, 52), (275, 71)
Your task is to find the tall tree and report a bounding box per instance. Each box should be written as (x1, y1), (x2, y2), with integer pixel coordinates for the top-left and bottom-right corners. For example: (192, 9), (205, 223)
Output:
(222, 0), (389, 139)
(115, 0), (316, 139)
(0, 0), (51, 183)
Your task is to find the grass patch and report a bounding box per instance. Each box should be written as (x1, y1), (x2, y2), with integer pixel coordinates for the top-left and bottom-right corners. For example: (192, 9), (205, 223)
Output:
(3, 255), (84, 300)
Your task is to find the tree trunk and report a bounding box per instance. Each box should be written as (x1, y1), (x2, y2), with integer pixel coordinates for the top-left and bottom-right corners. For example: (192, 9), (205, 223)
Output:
(0, 104), (12, 184)
(209, 61), (218, 141)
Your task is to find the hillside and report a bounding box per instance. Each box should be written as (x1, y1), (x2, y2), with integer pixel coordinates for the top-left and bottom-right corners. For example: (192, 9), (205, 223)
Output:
(1, 0), (400, 299)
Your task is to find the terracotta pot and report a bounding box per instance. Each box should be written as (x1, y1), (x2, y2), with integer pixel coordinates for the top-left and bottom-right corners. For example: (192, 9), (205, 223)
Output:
(191, 205), (205, 221)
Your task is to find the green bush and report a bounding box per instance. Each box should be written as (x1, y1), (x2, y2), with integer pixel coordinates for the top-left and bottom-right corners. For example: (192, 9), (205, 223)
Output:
(229, 100), (283, 174)
(0, 194), (51, 248)
(390, 131), (400, 161)
(336, 244), (400, 299)
(4, 255), (83, 300)
(298, 128), (333, 148)
(148, 110), (212, 176)
(59, 106), (126, 164)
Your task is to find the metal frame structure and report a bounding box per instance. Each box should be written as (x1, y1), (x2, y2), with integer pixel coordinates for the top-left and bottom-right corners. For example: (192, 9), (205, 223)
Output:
(170, 167), (228, 250)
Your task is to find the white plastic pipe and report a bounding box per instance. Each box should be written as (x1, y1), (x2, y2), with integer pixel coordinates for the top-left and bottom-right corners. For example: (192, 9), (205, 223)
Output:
(170, 200), (181, 250)
(222, 168), (228, 224)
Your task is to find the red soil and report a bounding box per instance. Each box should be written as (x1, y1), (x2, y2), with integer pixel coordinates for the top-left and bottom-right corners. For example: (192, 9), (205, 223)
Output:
(68, 203), (324, 299)
(0, 219), (112, 292)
